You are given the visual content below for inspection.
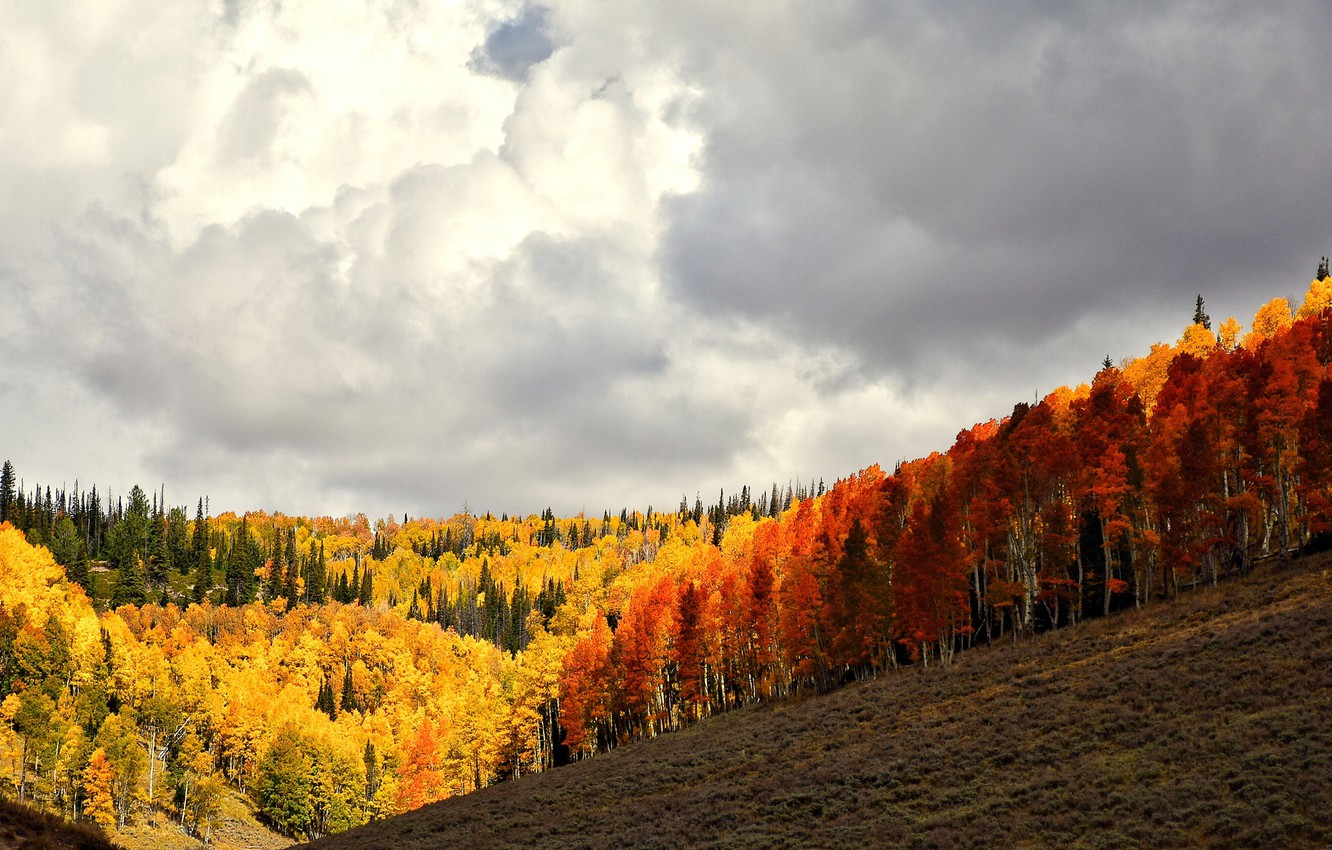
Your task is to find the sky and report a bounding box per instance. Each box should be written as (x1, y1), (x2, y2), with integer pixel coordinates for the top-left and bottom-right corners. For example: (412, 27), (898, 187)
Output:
(3, 0), (1332, 520)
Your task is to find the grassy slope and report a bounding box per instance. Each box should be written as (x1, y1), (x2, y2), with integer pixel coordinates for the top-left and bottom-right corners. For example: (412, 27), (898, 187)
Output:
(303, 554), (1332, 850)
(112, 788), (290, 850)
(0, 799), (125, 850)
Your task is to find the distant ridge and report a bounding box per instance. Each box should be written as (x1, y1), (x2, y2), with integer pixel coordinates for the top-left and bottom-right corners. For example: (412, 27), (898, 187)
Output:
(301, 553), (1332, 850)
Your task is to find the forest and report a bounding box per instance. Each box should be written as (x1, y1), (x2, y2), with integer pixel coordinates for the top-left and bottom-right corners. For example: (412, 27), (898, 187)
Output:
(1, 268), (1331, 844)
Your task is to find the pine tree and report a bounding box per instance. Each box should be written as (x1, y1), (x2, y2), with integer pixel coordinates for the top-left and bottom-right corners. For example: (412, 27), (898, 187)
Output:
(111, 554), (148, 608)
(268, 531), (286, 600)
(340, 666), (355, 712)
(363, 740), (378, 804)
(358, 567), (373, 605)
(316, 680), (337, 719)
(285, 532), (301, 602)
(0, 461), (14, 524)
(1194, 294), (1212, 330)
(1319, 256), (1329, 281)
(190, 500), (210, 602)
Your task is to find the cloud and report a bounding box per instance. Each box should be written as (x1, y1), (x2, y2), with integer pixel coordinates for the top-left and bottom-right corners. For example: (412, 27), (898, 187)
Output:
(659, 1), (1332, 379)
(4, 0), (1332, 520)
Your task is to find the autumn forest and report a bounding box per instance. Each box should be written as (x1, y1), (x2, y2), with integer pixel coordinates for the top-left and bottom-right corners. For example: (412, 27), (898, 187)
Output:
(3, 271), (1332, 845)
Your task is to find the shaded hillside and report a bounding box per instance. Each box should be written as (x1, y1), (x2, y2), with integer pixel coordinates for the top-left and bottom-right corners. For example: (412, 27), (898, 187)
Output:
(305, 555), (1332, 850)
(0, 799), (124, 850)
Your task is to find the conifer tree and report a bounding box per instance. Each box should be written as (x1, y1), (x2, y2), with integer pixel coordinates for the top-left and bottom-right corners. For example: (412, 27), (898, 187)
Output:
(1194, 294), (1212, 329)
(268, 531), (286, 600)
(358, 567), (373, 605)
(111, 554), (148, 608)
(190, 500), (211, 602)
(340, 666), (355, 713)
(0, 461), (14, 524)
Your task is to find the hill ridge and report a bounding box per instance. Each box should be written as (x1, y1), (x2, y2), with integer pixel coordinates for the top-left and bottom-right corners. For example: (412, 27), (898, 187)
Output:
(302, 554), (1332, 850)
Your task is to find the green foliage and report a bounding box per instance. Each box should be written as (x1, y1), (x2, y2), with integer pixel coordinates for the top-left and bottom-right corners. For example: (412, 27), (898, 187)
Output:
(109, 555), (147, 608)
(93, 712), (147, 827)
(258, 731), (315, 838)
(257, 724), (366, 840)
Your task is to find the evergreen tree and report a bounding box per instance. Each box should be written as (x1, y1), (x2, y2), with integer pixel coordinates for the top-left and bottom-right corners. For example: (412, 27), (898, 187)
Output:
(363, 740), (378, 805)
(190, 500), (209, 591)
(358, 567), (373, 605)
(1319, 256), (1329, 281)
(147, 510), (170, 588)
(52, 517), (91, 591)
(284, 530), (301, 602)
(0, 461), (14, 524)
(111, 554), (148, 608)
(193, 549), (213, 605)
(316, 680), (336, 719)
(167, 506), (191, 575)
(268, 531), (286, 600)
(340, 666), (355, 713)
(224, 517), (260, 606)
(107, 486), (151, 573)
(1194, 294), (1212, 329)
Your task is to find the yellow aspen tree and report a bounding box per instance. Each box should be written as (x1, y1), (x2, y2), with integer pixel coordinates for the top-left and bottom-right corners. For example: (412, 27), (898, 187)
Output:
(1244, 297), (1293, 347)
(1218, 316), (1242, 351)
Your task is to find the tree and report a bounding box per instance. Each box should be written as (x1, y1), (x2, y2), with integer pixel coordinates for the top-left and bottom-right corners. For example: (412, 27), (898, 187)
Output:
(358, 565), (374, 606)
(93, 712), (148, 827)
(395, 716), (445, 812)
(12, 688), (57, 802)
(1245, 297), (1293, 347)
(258, 728), (315, 838)
(82, 749), (118, 827)
(1194, 294), (1212, 330)
(826, 519), (892, 672)
(50, 517), (89, 590)
(0, 461), (14, 524)
(894, 489), (970, 666)
(672, 580), (706, 723)
(191, 500), (212, 603)
(111, 554), (148, 608)
(137, 692), (185, 819)
(560, 615), (614, 756)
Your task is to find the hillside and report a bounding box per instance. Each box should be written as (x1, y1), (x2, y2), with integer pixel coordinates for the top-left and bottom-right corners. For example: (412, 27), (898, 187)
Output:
(0, 798), (125, 850)
(305, 554), (1332, 850)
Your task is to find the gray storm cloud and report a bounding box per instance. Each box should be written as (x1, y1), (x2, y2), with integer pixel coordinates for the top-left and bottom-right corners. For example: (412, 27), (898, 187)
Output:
(2, 0), (1331, 519)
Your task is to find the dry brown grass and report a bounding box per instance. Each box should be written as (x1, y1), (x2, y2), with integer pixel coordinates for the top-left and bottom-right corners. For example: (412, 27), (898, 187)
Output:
(302, 554), (1332, 850)
(0, 799), (125, 850)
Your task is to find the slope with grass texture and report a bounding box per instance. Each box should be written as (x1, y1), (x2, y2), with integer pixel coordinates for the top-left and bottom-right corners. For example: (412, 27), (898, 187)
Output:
(0, 798), (125, 850)
(303, 554), (1332, 850)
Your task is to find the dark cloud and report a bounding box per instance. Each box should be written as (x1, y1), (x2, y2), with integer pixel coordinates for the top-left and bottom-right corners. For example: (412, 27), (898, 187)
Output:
(661, 1), (1332, 383)
(469, 6), (557, 82)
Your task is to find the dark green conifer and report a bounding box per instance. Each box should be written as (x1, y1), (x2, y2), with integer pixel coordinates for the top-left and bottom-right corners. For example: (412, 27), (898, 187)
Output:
(0, 461), (14, 524)
(1194, 294), (1212, 329)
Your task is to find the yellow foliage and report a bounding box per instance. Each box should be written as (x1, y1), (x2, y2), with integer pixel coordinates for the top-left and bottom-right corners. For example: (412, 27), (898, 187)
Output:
(1244, 297), (1293, 348)
(1119, 342), (1176, 414)
(1217, 316), (1242, 351)
(1298, 276), (1332, 319)
(1177, 322), (1216, 358)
